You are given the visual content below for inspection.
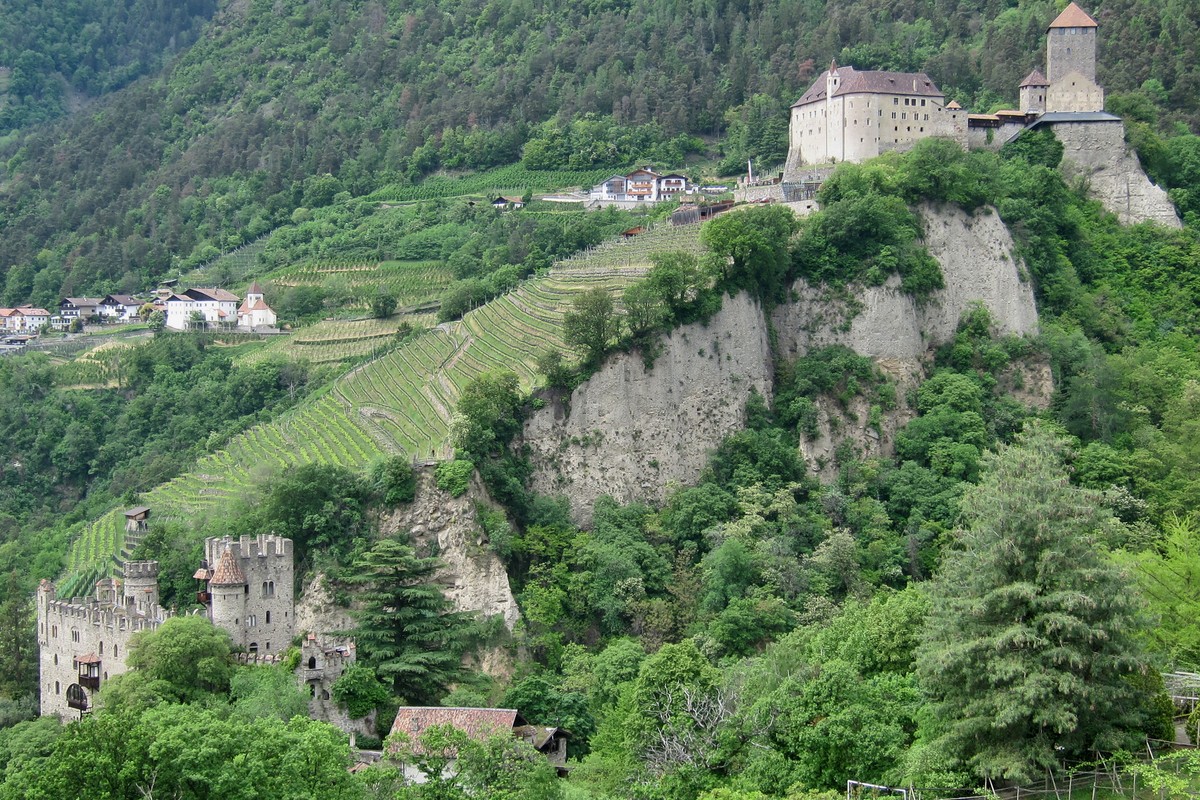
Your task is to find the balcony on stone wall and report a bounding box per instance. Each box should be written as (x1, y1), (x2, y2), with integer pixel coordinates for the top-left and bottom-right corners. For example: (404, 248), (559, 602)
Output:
(75, 654), (101, 690)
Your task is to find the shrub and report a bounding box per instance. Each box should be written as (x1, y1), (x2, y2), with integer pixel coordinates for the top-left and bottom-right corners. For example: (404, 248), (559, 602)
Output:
(435, 460), (475, 497)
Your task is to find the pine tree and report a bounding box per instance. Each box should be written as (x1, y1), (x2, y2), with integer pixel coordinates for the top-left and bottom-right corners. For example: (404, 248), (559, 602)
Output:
(348, 536), (475, 704)
(916, 424), (1150, 784)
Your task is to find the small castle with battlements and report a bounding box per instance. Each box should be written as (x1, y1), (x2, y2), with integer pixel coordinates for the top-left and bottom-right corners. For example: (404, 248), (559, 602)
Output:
(37, 529), (296, 719)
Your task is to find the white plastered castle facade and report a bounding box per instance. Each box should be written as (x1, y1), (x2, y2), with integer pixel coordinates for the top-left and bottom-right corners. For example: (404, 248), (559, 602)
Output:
(785, 2), (1106, 173)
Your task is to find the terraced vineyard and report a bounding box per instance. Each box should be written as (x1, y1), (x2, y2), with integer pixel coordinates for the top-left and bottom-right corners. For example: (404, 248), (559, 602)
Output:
(63, 223), (704, 583)
(239, 315), (438, 367)
(267, 260), (452, 310)
(179, 236), (271, 288)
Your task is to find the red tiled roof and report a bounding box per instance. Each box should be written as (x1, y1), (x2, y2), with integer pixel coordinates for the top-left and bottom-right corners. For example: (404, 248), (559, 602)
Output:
(75, 653), (101, 664)
(793, 66), (943, 107)
(238, 299), (273, 313)
(1049, 3), (1097, 29)
(210, 549), (246, 586)
(247, 282), (265, 295)
(1020, 69), (1050, 87)
(388, 708), (523, 752)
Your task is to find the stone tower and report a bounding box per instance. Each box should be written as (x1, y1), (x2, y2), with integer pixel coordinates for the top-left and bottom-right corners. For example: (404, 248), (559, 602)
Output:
(203, 535), (294, 655)
(123, 561), (159, 617)
(1046, 2), (1098, 86)
(1019, 69), (1049, 114)
(208, 548), (248, 646)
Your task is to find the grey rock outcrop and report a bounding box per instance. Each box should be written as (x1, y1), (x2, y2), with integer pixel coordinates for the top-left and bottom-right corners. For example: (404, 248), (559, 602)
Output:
(524, 204), (1042, 521)
(524, 292), (774, 524)
(378, 471), (520, 634)
(1053, 120), (1182, 228)
(773, 204), (1038, 368)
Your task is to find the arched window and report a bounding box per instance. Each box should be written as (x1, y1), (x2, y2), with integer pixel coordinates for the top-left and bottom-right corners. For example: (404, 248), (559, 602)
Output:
(53, 654), (58, 666)
(308, 656), (317, 670)
(265, 610), (271, 624)
(249, 642), (258, 654)
(98, 641), (103, 655)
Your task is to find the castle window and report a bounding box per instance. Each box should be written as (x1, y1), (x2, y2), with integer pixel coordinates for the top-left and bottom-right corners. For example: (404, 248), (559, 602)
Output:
(924, 114), (929, 121)
(71, 629), (80, 643)
(266, 642), (271, 650)
(309, 656), (317, 669)
(901, 113), (906, 120)
(54, 654), (58, 666)
(265, 610), (271, 624)
(114, 645), (118, 658)
(52, 626), (57, 638)
(55, 681), (60, 695)
(263, 581), (275, 598)
(98, 642), (103, 655)
(249, 642), (258, 654)
(321, 690), (330, 701)
(893, 98), (898, 105)
(920, 127), (924, 132)
(248, 615), (257, 627)
(921, 99), (926, 106)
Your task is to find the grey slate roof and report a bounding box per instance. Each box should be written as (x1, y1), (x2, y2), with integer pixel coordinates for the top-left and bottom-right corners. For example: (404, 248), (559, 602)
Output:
(793, 66), (943, 108)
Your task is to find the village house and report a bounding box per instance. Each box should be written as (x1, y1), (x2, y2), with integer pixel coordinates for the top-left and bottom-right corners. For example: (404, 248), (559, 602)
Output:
(58, 297), (102, 323)
(491, 196), (526, 210)
(0, 306), (51, 332)
(388, 707), (569, 782)
(236, 283), (278, 329)
(98, 294), (143, 323)
(164, 287), (240, 330)
(589, 168), (691, 205)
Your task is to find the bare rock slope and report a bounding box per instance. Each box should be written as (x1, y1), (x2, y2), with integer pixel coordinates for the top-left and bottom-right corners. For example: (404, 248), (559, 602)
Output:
(523, 205), (1041, 522)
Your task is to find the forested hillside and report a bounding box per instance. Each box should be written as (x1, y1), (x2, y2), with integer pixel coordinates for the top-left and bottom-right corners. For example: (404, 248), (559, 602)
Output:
(0, 0), (217, 130)
(4, 0), (1200, 302)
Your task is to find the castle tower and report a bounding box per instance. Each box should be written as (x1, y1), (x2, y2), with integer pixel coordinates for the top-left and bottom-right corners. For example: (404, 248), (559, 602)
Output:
(1046, 3), (1098, 86)
(203, 535), (294, 655)
(122, 561), (160, 617)
(208, 546), (248, 649)
(1019, 69), (1049, 114)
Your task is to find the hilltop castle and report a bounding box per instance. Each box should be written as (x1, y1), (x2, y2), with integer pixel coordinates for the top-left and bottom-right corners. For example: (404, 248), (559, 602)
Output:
(765, 3), (1180, 228)
(37, 530), (297, 719)
(785, 2), (1104, 171)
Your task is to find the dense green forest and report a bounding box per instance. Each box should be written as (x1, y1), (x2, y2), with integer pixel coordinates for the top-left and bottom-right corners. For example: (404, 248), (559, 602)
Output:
(5, 0), (1200, 302)
(0, 0), (217, 131)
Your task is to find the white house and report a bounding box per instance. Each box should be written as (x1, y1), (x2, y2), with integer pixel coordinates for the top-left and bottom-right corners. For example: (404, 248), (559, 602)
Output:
(98, 295), (142, 323)
(0, 307), (51, 332)
(164, 288), (240, 330)
(589, 169), (691, 203)
(237, 283), (277, 329)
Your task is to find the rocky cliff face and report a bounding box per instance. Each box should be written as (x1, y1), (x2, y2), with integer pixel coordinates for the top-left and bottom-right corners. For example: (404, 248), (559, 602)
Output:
(524, 292), (774, 525)
(1052, 120), (1182, 229)
(773, 204), (1038, 368)
(378, 471), (521, 637)
(523, 204), (1042, 522)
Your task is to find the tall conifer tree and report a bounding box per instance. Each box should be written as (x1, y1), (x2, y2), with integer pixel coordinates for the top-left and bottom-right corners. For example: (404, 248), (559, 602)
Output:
(348, 536), (475, 704)
(917, 424), (1150, 783)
